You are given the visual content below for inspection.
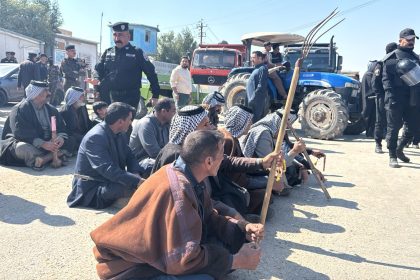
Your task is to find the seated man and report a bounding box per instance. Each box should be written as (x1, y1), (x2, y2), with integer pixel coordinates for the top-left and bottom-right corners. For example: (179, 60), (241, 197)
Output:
(67, 102), (144, 209)
(90, 101), (108, 125)
(202, 91), (225, 127)
(60, 87), (93, 148)
(1, 81), (73, 170)
(152, 105), (212, 172)
(129, 98), (176, 177)
(241, 110), (324, 187)
(90, 130), (264, 280)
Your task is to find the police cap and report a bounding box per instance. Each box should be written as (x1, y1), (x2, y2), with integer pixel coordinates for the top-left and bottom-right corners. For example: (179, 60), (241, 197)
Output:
(28, 52), (37, 58)
(65, 45), (75, 51)
(6, 51), (15, 55)
(399, 28), (419, 40)
(112, 22), (129, 32)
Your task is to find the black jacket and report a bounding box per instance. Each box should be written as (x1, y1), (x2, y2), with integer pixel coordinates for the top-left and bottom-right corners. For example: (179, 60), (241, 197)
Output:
(382, 47), (420, 104)
(95, 43), (160, 98)
(17, 59), (36, 88)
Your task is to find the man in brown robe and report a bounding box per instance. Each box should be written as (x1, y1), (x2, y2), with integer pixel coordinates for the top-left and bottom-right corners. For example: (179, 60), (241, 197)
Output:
(91, 130), (264, 280)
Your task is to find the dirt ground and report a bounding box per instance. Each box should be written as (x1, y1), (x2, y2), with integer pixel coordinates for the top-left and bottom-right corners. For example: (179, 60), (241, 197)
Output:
(1, 103), (420, 280)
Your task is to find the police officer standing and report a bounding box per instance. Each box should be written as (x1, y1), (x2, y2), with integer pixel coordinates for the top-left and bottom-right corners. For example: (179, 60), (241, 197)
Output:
(371, 42), (398, 153)
(382, 28), (420, 168)
(1, 51), (18, 63)
(89, 22), (160, 110)
(60, 45), (81, 92)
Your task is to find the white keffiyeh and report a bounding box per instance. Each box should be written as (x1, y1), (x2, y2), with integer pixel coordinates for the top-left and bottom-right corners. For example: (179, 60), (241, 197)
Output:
(202, 91), (225, 108)
(25, 83), (47, 100)
(64, 87), (84, 107)
(224, 106), (254, 138)
(169, 105), (208, 144)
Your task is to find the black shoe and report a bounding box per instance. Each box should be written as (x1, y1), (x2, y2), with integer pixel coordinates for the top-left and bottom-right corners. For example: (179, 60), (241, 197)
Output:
(375, 145), (383, 154)
(396, 149), (410, 163)
(389, 158), (400, 168)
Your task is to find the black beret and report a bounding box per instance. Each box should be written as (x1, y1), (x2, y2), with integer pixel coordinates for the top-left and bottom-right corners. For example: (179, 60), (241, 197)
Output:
(237, 105), (253, 114)
(30, 80), (49, 88)
(71, 86), (84, 92)
(65, 45), (75, 50)
(178, 105), (205, 116)
(112, 22), (129, 32)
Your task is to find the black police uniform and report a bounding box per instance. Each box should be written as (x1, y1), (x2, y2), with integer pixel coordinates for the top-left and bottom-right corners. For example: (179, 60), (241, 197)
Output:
(94, 43), (160, 109)
(1, 57), (18, 63)
(371, 60), (387, 146)
(17, 58), (36, 90)
(382, 46), (420, 160)
(361, 61), (377, 137)
(60, 57), (81, 92)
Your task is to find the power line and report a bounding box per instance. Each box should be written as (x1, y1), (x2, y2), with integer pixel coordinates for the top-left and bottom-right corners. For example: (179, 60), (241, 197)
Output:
(207, 25), (220, 43)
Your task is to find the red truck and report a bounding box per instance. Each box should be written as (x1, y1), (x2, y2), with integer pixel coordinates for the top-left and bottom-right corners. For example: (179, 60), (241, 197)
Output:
(190, 44), (246, 86)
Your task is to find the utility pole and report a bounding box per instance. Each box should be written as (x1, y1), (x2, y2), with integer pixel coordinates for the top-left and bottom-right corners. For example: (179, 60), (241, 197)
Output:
(196, 19), (207, 45)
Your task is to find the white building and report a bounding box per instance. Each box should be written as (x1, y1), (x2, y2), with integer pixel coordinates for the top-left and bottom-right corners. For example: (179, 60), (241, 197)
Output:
(55, 29), (98, 67)
(0, 27), (45, 62)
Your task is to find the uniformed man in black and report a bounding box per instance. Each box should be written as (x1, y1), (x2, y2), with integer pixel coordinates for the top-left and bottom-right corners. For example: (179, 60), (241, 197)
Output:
(90, 22), (160, 109)
(1, 51), (18, 63)
(17, 52), (37, 92)
(371, 42), (398, 154)
(60, 45), (81, 92)
(382, 28), (420, 168)
(361, 61), (377, 138)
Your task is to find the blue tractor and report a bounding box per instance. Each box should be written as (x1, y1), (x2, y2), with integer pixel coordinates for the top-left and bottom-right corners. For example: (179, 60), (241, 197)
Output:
(220, 32), (363, 140)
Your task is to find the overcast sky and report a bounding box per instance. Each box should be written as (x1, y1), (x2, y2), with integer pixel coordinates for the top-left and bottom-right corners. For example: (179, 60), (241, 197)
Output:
(57, 0), (420, 74)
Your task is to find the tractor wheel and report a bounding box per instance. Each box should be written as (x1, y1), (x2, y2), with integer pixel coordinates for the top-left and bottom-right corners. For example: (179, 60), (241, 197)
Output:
(299, 89), (349, 140)
(220, 73), (250, 110)
(0, 90), (8, 107)
(344, 117), (366, 135)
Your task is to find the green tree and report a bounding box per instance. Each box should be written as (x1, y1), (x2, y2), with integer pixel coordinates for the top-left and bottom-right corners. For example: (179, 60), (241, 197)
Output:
(0, 0), (63, 55)
(156, 28), (198, 64)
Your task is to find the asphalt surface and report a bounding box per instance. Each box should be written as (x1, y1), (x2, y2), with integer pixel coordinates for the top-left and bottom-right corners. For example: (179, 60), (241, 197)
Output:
(1, 103), (419, 280)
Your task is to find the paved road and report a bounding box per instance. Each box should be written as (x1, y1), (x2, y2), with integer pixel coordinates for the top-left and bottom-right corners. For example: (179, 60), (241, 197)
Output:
(1, 104), (419, 279)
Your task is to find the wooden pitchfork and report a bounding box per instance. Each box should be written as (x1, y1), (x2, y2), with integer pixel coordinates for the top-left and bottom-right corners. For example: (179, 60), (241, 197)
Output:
(259, 9), (343, 225)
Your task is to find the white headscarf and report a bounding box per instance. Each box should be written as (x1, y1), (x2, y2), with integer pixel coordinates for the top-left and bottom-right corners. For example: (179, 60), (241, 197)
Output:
(169, 105), (208, 144)
(202, 91), (225, 108)
(25, 82), (48, 100)
(224, 105), (253, 138)
(64, 87), (84, 107)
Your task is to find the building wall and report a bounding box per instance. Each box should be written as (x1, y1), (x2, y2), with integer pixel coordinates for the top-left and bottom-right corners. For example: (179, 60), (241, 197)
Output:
(109, 25), (158, 56)
(0, 29), (44, 63)
(54, 37), (97, 67)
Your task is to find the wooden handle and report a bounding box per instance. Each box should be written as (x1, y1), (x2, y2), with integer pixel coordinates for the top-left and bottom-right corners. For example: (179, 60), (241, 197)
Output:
(260, 59), (303, 225)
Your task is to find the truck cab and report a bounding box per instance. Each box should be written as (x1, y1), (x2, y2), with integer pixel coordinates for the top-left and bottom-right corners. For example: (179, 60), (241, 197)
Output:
(190, 44), (246, 86)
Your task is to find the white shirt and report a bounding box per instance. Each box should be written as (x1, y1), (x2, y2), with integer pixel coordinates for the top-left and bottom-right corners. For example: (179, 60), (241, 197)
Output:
(170, 65), (192, 95)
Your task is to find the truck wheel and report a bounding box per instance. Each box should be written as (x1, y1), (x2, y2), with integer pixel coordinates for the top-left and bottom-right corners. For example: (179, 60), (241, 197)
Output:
(299, 89), (349, 140)
(220, 73), (250, 110)
(0, 90), (8, 107)
(344, 117), (366, 135)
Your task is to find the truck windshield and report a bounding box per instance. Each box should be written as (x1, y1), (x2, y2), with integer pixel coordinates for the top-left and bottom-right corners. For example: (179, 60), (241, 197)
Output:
(285, 52), (332, 72)
(192, 50), (236, 69)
